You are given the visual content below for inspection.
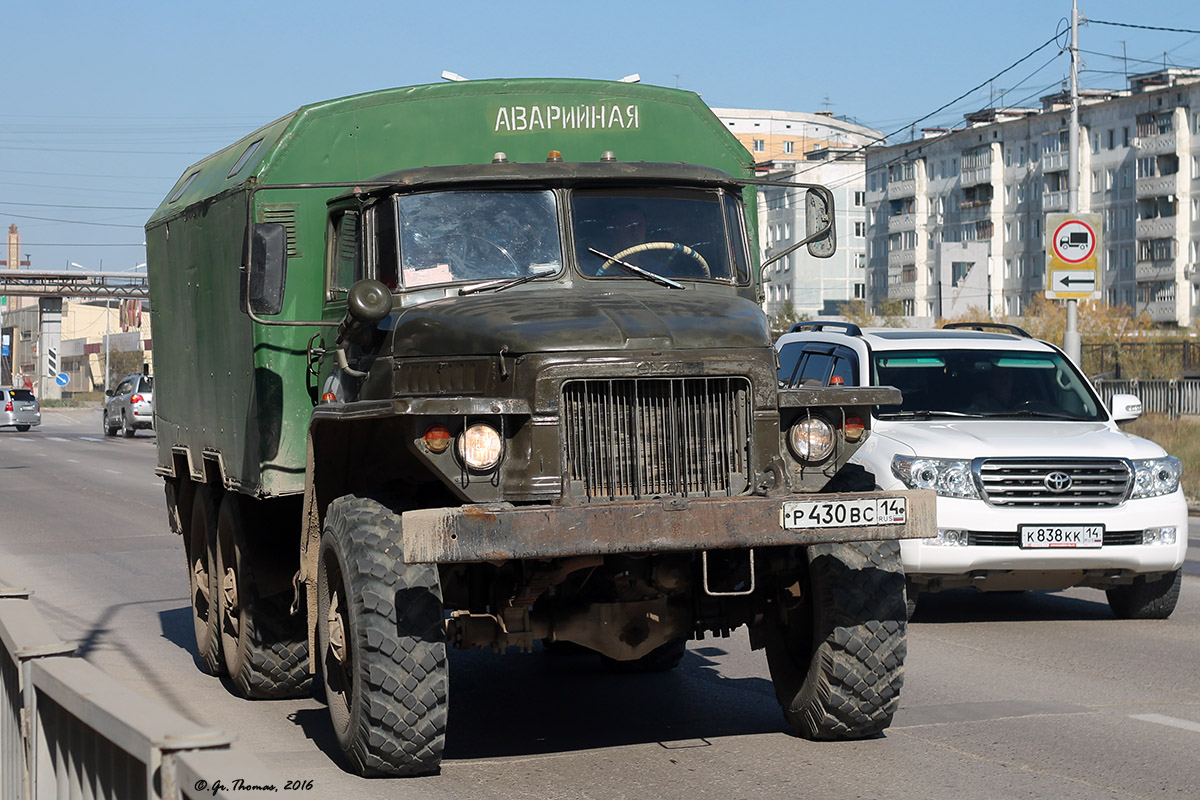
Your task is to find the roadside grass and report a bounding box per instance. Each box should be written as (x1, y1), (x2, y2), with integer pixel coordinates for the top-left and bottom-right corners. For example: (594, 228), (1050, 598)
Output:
(1123, 414), (1200, 506)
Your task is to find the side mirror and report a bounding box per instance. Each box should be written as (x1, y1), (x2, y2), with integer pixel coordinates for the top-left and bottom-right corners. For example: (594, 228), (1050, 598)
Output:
(338, 279), (394, 345)
(805, 188), (836, 259)
(1110, 393), (1142, 422)
(104, 389), (114, 398)
(246, 222), (288, 316)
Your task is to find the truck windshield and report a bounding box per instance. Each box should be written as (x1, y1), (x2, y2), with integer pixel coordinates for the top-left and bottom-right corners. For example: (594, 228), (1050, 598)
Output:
(572, 188), (737, 281)
(872, 349), (1106, 421)
(392, 190), (562, 288)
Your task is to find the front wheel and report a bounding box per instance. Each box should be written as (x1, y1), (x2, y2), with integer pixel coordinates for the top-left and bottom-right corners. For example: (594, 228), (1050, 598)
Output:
(318, 496), (448, 777)
(102, 411), (116, 436)
(15, 424), (29, 432)
(762, 541), (907, 739)
(1106, 570), (1181, 619)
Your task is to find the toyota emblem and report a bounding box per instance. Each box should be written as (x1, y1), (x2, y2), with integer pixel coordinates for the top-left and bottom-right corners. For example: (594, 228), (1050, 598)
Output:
(1043, 471), (1073, 493)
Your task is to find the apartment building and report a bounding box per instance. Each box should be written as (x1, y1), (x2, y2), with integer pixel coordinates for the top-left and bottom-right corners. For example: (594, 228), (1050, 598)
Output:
(864, 68), (1200, 327)
(712, 108), (881, 317)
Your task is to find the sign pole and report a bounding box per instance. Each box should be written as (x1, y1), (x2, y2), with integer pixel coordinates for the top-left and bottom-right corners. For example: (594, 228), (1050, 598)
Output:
(1063, 0), (1082, 364)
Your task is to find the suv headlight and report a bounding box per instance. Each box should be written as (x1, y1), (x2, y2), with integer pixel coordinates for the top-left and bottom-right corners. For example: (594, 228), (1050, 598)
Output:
(1130, 456), (1181, 498)
(892, 455), (980, 499)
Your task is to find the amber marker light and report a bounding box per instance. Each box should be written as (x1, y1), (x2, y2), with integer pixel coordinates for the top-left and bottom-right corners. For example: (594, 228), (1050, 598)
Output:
(423, 424), (453, 454)
(844, 414), (866, 443)
(321, 392), (337, 404)
(546, 150), (563, 162)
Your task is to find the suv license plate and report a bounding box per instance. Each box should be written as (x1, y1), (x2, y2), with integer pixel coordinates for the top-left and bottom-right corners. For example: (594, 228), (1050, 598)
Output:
(782, 498), (907, 530)
(1019, 525), (1103, 548)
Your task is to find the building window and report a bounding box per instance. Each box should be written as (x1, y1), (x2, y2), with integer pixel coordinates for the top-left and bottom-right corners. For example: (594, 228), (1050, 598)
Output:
(752, 139), (765, 153)
(854, 222), (866, 237)
(854, 191), (865, 207)
(783, 140), (794, 154)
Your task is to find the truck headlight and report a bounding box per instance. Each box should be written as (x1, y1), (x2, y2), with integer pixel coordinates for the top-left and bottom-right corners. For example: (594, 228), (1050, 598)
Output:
(1130, 457), (1181, 498)
(458, 423), (504, 471)
(788, 417), (836, 463)
(892, 455), (980, 499)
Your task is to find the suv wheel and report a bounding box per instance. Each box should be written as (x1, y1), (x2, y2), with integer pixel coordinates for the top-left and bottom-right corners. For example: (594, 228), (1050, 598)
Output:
(1106, 570), (1181, 619)
(121, 411), (135, 438)
(103, 410), (116, 437)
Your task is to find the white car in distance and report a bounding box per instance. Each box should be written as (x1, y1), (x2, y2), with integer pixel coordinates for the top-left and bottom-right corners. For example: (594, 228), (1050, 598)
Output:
(775, 321), (1187, 620)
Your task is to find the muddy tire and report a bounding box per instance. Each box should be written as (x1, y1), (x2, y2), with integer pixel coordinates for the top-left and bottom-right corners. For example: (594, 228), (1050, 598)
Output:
(600, 636), (688, 673)
(216, 494), (310, 699)
(764, 541), (907, 739)
(188, 484), (224, 675)
(318, 496), (447, 777)
(1106, 570), (1181, 620)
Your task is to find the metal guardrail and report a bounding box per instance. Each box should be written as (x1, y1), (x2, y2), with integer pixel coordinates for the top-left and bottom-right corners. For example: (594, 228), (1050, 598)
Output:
(0, 588), (280, 800)
(1093, 379), (1200, 419)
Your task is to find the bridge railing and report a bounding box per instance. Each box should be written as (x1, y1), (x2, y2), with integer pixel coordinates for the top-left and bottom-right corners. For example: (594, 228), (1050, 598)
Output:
(0, 588), (279, 800)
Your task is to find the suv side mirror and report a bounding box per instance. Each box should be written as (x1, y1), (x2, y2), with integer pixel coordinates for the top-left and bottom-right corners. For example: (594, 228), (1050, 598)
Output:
(245, 222), (288, 316)
(1110, 393), (1142, 422)
(805, 188), (836, 259)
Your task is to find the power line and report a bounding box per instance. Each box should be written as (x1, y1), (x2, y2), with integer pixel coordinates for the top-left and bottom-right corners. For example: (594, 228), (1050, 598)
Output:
(0, 201), (154, 211)
(1, 212), (144, 228)
(1085, 18), (1200, 36)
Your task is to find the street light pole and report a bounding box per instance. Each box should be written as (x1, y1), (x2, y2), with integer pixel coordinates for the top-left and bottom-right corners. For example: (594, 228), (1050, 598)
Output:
(1063, 0), (1083, 365)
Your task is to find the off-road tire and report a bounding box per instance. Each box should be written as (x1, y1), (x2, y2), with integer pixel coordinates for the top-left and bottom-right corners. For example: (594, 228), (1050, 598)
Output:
(600, 636), (688, 673)
(216, 494), (310, 699)
(188, 484), (225, 675)
(764, 541), (907, 739)
(1106, 570), (1181, 620)
(318, 496), (447, 777)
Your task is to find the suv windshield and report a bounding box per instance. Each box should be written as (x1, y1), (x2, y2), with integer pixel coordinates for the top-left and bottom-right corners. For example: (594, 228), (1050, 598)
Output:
(572, 188), (741, 281)
(872, 348), (1105, 421)
(385, 190), (563, 289)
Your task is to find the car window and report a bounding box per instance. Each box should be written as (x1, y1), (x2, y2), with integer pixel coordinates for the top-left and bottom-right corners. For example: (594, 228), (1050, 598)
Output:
(138, 376), (154, 392)
(872, 348), (1104, 420)
(10, 389), (34, 402)
(116, 379), (133, 395)
(778, 343), (859, 387)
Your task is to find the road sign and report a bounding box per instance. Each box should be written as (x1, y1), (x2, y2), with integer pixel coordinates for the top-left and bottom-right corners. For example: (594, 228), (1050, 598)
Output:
(1045, 212), (1102, 300)
(55, 372), (69, 387)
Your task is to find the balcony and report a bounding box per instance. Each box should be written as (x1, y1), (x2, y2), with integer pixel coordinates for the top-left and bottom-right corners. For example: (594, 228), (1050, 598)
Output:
(1187, 264), (1200, 285)
(889, 282), (916, 299)
(887, 249), (916, 267)
(1042, 150), (1069, 172)
(1143, 299), (1178, 323)
(958, 201), (992, 222)
(1135, 261), (1176, 281)
(887, 179), (916, 200)
(1136, 173), (1176, 198)
(1042, 189), (1068, 211)
(1135, 217), (1176, 240)
(888, 213), (916, 232)
(961, 165), (991, 187)
(1136, 131), (1176, 156)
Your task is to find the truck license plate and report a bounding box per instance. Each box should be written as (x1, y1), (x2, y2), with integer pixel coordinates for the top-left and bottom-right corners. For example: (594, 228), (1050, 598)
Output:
(781, 497), (907, 529)
(1019, 525), (1103, 548)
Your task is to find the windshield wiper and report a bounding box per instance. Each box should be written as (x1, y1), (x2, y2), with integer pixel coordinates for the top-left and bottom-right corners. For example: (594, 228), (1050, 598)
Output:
(587, 247), (684, 290)
(458, 271), (552, 296)
(876, 410), (976, 419)
(973, 410), (1088, 420)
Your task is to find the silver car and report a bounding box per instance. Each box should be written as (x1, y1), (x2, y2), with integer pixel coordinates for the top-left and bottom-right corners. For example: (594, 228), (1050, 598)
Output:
(103, 373), (154, 438)
(0, 387), (40, 432)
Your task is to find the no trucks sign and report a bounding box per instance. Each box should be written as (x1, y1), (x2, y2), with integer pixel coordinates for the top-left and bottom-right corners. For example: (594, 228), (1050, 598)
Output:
(1045, 213), (1102, 300)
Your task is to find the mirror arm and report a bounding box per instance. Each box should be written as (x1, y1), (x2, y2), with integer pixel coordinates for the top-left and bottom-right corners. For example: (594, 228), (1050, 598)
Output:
(758, 225), (831, 278)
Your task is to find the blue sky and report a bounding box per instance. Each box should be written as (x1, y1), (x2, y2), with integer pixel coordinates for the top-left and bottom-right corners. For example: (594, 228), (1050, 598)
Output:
(2, 0), (1196, 272)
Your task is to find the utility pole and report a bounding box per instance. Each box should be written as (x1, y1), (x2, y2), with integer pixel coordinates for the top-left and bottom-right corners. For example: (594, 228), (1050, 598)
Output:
(1063, 0), (1082, 364)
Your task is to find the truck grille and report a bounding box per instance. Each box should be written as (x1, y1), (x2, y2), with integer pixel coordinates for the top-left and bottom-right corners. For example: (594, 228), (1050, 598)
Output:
(563, 377), (752, 501)
(977, 458), (1132, 508)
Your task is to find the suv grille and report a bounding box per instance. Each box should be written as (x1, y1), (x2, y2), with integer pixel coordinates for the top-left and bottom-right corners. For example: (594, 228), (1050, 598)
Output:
(977, 458), (1131, 507)
(563, 377), (752, 501)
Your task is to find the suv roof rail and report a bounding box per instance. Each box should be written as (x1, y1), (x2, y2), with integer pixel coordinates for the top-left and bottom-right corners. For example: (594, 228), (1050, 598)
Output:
(941, 321), (1031, 338)
(789, 321), (863, 336)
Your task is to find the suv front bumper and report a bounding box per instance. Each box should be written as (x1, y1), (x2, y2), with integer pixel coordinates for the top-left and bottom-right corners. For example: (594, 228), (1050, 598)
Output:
(401, 489), (936, 563)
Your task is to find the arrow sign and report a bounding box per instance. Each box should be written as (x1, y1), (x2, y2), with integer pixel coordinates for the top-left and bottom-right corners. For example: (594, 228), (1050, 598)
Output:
(1057, 273), (1095, 288)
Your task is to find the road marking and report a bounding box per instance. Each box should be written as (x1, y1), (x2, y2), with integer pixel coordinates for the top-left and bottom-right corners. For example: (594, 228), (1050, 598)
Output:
(104, 469), (122, 475)
(47, 437), (69, 442)
(78, 437), (102, 443)
(1130, 713), (1200, 734)
(67, 459), (79, 463)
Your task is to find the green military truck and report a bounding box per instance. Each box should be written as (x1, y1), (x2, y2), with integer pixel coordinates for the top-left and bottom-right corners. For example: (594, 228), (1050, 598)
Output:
(146, 78), (934, 777)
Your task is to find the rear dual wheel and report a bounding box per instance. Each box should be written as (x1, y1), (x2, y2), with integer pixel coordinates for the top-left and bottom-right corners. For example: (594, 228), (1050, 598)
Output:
(215, 493), (310, 698)
(187, 485), (224, 675)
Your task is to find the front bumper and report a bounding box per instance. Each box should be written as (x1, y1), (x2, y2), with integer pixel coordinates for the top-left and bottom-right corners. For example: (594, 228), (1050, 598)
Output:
(401, 489), (936, 564)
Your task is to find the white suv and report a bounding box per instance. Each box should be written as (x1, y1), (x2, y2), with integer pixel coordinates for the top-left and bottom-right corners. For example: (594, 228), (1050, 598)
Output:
(776, 321), (1187, 619)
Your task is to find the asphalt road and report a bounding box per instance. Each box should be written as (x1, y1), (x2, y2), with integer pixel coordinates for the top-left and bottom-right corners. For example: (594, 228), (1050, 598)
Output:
(1, 409), (1198, 799)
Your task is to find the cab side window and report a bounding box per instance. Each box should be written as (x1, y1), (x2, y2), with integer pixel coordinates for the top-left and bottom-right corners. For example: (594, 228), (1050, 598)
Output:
(779, 343), (859, 387)
(329, 210), (361, 294)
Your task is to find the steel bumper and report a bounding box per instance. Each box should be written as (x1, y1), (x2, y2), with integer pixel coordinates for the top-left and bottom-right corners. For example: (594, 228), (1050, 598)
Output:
(401, 490), (936, 563)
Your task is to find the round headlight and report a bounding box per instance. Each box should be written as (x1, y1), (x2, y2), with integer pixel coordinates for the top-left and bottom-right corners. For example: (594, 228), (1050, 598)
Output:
(457, 423), (503, 471)
(788, 417), (836, 463)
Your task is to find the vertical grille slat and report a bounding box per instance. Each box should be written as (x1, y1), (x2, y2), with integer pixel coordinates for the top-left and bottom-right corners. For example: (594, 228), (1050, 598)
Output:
(564, 377), (752, 501)
(977, 458), (1132, 507)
